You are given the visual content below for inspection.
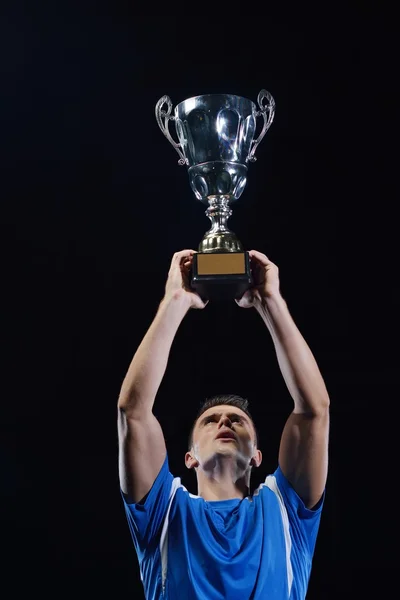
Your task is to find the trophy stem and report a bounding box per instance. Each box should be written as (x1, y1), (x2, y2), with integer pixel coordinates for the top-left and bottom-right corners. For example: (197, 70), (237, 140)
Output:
(198, 196), (243, 253)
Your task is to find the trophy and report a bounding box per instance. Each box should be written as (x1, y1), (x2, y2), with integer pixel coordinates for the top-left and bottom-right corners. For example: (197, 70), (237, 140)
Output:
(155, 90), (275, 300)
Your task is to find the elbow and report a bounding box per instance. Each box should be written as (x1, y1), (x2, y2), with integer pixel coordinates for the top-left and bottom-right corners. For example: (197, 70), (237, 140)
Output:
(294, 392), (330, 418)
(117, 388), (139, 413)
(312, 393), (330, 416)
(117, 394), (153, 420)
(305, 379), (330, 416)
(315, 395), (330, 418)
(117, 396), (129, 412)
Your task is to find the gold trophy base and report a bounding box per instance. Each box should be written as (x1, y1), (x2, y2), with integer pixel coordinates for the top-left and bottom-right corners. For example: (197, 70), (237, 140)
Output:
(191, 251), (252, 301)
(189, 196), (252, 300)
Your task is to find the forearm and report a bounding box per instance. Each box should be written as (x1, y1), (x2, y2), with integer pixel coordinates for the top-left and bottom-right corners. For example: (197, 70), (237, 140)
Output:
(118, 291), (190, 415)
(254, 294), (330, 415)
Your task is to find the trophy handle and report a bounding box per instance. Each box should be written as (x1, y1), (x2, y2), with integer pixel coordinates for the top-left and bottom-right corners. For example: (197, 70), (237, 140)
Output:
(247, 89), (276, 163)
(155, 95), (188, 166)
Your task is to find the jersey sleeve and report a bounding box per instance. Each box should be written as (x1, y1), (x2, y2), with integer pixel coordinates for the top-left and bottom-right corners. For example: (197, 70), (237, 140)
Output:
(120, 453), (173, 560)
(273, 465), (325, 558)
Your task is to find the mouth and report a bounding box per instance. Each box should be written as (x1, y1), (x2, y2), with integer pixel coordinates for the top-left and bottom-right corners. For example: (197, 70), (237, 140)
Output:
(215, 431), (237, 442)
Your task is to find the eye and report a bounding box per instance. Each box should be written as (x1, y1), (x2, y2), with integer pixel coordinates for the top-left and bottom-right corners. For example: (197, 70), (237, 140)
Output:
(204, 415), (243, 424)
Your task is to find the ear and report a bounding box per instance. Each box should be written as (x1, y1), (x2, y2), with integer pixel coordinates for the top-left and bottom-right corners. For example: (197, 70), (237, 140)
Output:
(185, 451), (199, 470)
(251, 449), (262, 468)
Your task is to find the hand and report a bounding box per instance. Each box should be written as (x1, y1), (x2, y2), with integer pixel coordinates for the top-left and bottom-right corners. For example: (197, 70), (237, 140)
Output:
(235, 250), (281, 308)
(164, 250), (208, 309)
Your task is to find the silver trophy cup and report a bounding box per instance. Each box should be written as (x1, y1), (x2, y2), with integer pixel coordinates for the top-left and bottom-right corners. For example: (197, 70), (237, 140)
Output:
(155, 90), (275, 299)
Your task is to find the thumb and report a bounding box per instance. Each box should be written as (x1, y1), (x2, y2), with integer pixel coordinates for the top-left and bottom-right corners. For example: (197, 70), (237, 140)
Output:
(192, 293), (209, 309)
(235, 289), (253, 307)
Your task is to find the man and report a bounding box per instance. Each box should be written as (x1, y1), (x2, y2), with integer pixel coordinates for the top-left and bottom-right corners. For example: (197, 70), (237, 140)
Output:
(118, 249), (330, 599)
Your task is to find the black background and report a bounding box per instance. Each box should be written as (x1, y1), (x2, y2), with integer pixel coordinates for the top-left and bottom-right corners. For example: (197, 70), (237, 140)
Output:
(2, 4), (397, 599)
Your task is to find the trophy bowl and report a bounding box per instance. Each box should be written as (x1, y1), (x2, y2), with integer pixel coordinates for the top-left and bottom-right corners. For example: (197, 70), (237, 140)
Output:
(155, 89), (275, 300)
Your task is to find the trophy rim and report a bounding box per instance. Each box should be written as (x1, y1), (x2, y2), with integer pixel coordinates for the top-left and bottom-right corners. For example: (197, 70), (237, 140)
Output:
(175, 93), (257, 112)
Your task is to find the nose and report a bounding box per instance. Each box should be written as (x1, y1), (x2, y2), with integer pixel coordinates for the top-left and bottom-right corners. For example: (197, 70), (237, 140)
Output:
(217, 415), (233, 429)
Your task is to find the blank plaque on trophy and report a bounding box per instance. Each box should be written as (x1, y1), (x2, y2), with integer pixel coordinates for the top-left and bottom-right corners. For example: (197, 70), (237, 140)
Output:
(155, 90), (275, 301)
(191, 251), (251, 301)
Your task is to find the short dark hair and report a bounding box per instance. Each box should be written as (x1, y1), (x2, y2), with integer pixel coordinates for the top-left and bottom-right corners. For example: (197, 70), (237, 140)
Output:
(188, 394), (259, 451)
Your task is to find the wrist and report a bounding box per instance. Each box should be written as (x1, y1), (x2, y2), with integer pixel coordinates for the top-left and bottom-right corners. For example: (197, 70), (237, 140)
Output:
(254, 291), (286, 312)
(161, 289), (192, 313)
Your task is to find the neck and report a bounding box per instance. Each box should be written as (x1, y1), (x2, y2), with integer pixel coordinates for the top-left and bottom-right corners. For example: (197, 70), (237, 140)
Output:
(196, 468), (251, 501)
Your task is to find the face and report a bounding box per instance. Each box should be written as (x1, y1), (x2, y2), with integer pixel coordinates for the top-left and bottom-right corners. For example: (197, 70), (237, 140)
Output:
(186, 405), (259, 472)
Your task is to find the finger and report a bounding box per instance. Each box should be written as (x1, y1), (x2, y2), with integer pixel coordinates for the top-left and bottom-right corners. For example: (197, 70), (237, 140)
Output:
(192, 294), (208, 309)
(183, 256), (194, 268)
(172, 249), (197, 262)
(249, 250), (278, 268)
(170, 250), (197, 270)
(235, 298), (252, 308)
(235, 290), (252, 307)
(249, 250), (273, 265)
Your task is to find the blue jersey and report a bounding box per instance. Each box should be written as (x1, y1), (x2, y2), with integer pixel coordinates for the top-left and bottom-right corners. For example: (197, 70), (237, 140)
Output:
(121, 453), (324, 599)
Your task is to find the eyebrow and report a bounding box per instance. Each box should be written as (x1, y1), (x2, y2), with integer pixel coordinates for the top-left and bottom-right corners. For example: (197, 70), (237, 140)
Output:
(198, 412), (251, 427)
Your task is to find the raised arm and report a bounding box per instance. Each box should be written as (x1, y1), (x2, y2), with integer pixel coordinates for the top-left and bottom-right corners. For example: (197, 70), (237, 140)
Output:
(118, 250), (207, 503)
(236, 250), (330, 509)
